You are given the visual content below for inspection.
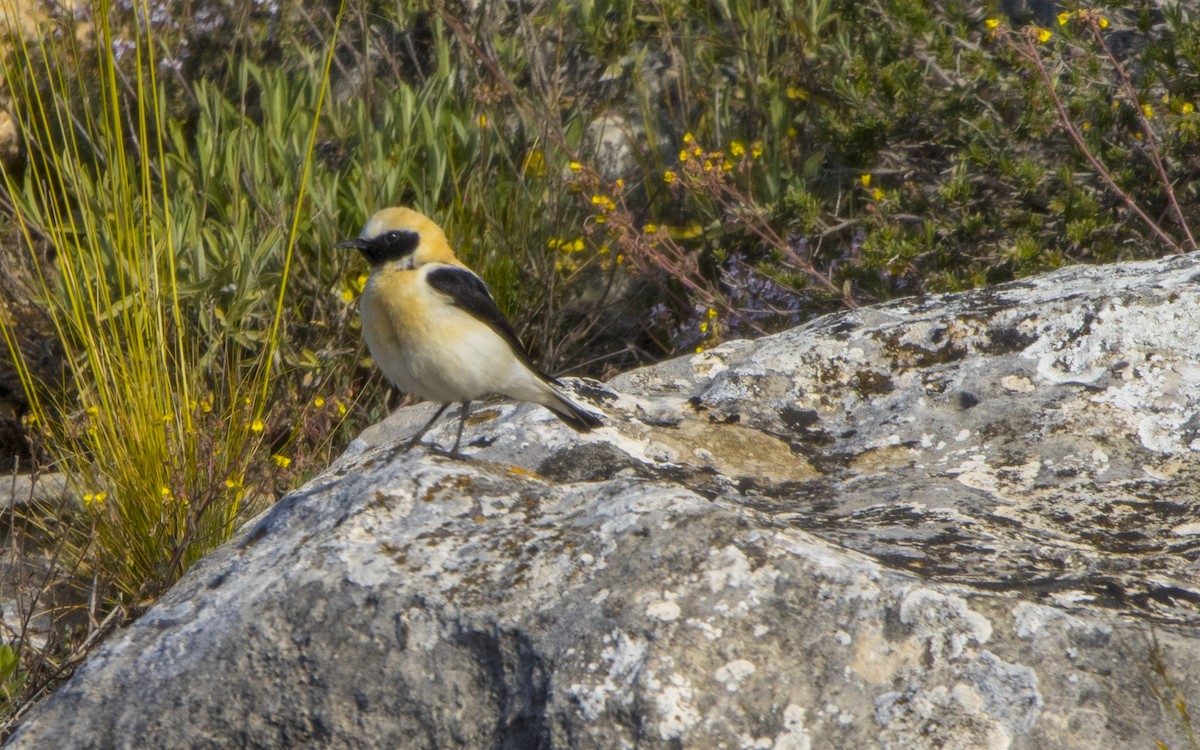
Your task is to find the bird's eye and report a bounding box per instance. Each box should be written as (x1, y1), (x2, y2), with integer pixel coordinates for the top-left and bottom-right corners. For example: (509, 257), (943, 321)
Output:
(355, 228), (420, 265)
(382, 230), (419, 254)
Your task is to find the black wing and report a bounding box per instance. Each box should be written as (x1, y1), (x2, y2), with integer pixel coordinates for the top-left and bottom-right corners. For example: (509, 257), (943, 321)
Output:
(425, 265), (557, 383)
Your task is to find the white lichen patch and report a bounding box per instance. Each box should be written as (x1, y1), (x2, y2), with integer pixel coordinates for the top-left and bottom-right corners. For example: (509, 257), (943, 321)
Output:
(1011, 602), (1055, 639)
(1010, 601), (1111, 642)
(567, 630), (649, 721)
(771, 704), (812, 750)
(399, 607), (444, 651)
(686, 618), (724, 640)
(714, 659), (756, 692)
(876, 685), (1013, 750)
(1036, 354), (1106, 385)
(705, 545), (756, 592)
(646, 599), (682, 622)
(899, 588), (992, 661)
(644, 671), (701, 740)
(948, 454), (1000, 494)
(703, 545), (781, 602)
(948, 454), (1040, 503)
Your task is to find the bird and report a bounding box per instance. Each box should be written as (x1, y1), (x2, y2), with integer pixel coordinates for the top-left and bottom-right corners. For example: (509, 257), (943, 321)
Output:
(338, 206), (602, 455)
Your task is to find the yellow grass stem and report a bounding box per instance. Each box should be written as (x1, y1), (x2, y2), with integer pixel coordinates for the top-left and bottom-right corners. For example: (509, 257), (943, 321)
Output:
(258, 0), (349, 418)
(0, 0), (348, 604)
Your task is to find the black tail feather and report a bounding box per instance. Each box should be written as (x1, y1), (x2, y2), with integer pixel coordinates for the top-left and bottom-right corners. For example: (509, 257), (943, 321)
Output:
(546, 392), (603, 432)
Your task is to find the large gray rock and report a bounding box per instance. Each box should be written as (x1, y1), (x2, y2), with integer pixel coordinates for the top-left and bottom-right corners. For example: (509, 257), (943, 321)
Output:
(9, 254), (1200, 748)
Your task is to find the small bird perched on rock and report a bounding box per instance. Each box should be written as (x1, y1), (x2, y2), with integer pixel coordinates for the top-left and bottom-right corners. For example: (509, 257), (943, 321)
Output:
(339, 206), (602, 455)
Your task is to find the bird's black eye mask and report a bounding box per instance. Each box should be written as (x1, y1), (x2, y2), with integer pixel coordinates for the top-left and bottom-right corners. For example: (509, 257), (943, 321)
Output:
(337, 229), (420, 266)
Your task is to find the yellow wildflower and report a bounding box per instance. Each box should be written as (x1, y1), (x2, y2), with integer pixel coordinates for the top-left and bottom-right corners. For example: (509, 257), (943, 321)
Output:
(85, 406), (99, 417)
(479, 113), (488, 127)
(786, 86), (808, 100)
(1035, 26), (1051, 43)
(985, 18), (1000, 30)
(590, 195), (616, 211)
(707, 308), (717, 319)
(679, 148), (690, 162)
(730, 140), (745, 157)
(872, 188), (885, 200)
(273, 454), (292, 468)
(572, 238), (585, 253)
(683, 132), (695, 144)
(722, 160), (733, 171)
(569, 161), (582, 172)
(664, 170), (677, 184)
(250, 418), (264, 433)
(1057, 12), (1069, 25)
(523, 150), (545, 176)
(860, 174), (871, 187)
(1184, 103), (1195, 114)
(644, 223), (659, 233)
(224, 476), (242, 489)
(337, 402), (347, 416)
(1098, 16), (1108, 28)
(704, 159), (714, 171)
(1142, 103), (1154, 119)
(751, 141), (763, 159)
(313, 396), (326, 408)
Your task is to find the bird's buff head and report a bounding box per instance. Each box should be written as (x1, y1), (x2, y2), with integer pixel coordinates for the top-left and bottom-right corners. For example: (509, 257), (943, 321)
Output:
(337, 206), (460, 268)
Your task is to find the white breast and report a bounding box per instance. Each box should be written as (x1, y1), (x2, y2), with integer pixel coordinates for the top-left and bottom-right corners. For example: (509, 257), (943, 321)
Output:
(359, 264), (542, 405)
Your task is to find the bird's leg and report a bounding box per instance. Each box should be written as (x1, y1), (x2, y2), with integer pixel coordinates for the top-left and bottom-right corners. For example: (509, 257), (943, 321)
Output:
(402, 402), (450, 452)
(449, 400), (471, 457)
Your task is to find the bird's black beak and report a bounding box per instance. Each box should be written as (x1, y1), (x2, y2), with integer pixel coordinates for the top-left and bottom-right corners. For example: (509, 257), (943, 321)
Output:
(337, 238), (366, 250)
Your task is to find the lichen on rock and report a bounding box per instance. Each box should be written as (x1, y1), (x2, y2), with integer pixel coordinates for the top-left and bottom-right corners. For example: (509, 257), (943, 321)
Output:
(10, 254), (1200, 748)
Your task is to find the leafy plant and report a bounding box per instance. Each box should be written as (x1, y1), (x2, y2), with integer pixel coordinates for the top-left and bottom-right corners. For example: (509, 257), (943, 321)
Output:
(0, 0), (348, 604)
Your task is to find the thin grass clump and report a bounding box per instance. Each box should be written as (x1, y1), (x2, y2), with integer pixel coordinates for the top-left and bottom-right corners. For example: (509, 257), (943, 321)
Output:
(0, 2), (348, 720)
